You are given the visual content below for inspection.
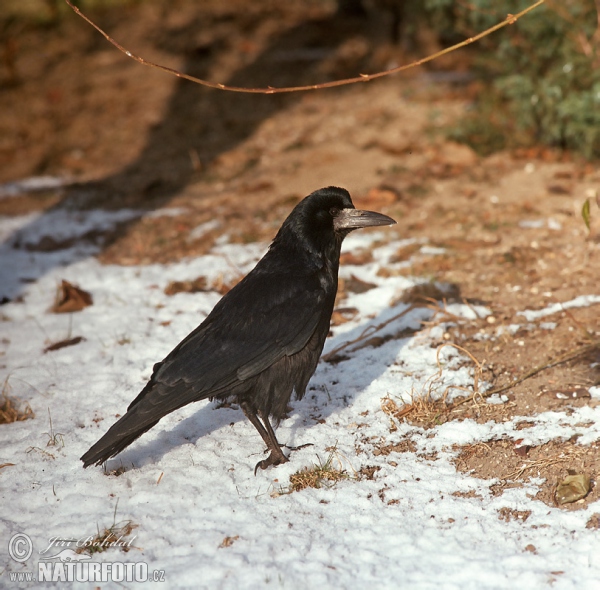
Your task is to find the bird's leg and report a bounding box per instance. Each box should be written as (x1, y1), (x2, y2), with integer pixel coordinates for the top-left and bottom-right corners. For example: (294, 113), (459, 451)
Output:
(257, 409), (289, 455)
(256, 409), (312, 454)
(240, 402), (288, 474)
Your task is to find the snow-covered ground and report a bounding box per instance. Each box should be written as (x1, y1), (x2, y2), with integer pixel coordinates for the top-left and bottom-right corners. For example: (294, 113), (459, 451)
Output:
(1, 207), (599, 589)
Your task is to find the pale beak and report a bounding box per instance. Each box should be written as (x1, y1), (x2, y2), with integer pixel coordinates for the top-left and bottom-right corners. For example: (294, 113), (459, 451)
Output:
(333, 208), (396, 231)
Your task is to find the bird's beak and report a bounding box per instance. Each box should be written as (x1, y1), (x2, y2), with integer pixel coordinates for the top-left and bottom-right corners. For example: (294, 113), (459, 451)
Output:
(334, 208), (396, 231)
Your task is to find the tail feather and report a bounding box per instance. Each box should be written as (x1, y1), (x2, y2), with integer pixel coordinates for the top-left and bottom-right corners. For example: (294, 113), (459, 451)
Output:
(81, 374), (211, 468)
(80, 411), (159, 468)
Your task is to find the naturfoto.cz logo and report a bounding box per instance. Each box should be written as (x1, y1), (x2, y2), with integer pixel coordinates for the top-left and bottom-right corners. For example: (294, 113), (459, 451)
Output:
(8, 533), (165, 583)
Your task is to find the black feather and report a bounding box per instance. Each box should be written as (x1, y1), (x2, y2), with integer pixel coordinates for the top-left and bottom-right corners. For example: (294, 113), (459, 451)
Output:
(80, 186), (395, 471)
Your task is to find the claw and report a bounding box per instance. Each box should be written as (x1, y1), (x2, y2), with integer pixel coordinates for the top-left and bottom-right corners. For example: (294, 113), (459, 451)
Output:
(254, 450), (289, 475)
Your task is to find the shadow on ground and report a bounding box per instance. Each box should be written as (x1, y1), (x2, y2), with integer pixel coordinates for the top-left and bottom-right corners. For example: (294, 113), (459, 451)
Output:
(1, 3), (394, 300)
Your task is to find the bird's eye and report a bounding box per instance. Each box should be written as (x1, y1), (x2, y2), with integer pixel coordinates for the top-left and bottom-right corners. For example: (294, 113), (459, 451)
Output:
(329, 207), (340, 218)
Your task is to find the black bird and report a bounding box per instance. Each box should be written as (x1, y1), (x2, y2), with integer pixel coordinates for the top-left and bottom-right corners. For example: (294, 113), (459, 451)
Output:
(81, 187), (395, 472)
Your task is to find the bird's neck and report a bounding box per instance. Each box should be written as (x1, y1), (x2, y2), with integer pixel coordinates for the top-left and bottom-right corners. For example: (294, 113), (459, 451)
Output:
(267, 231), (342, 277)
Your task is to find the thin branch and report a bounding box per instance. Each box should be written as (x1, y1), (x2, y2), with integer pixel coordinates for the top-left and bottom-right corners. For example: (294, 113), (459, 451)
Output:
(322, 304), (419, 362)
(436, 342), (483, 396)
(63, 0), (545, 95)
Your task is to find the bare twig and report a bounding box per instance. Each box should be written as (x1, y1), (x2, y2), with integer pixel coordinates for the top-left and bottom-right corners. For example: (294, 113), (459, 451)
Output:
(436, 342), (483, 395)
(322, 304), (418, 362)
(63, 0), (545, 95)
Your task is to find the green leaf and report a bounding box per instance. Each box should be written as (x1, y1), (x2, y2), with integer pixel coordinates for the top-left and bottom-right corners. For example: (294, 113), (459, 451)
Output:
(582, 199), (591, 231)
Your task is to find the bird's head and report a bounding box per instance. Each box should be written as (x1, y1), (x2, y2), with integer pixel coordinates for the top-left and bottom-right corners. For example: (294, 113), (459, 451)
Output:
(288, 185), (396, 237)
(270, 187), (396, 265)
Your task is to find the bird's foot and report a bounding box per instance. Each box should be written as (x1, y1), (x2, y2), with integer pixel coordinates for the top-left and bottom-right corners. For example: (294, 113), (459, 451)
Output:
(254, 449), (289, 475)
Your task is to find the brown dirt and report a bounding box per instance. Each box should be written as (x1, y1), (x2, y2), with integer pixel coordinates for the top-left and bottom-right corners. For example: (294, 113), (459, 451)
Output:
(2, 0), (599, 506)
(453, 439), (600, 509)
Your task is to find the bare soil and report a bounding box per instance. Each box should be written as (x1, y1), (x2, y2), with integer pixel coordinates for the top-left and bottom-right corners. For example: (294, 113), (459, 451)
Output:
(1, 0), (599, 507)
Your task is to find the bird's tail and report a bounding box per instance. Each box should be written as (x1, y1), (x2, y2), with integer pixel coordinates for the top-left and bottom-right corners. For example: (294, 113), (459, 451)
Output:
(80, 409), (159, 468)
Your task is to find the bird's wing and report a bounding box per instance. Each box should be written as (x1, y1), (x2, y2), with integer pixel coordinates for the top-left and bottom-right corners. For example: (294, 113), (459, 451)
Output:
(129, 270), (328, 413)
(82, 269), (329, 467)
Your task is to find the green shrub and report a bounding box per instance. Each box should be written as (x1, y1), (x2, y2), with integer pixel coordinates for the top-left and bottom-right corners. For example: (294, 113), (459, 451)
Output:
(429, 0), (600, 159)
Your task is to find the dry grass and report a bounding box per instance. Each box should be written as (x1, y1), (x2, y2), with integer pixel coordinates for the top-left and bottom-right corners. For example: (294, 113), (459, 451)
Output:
(275, 449), (351, 495)
(381, 396), (414, 423)
(381, 390), (450, 430)
(379, 335), (489, 430)
(0, 380), (34, 424)
(25, 446), (56, 460)
(501, 456), (572, 481)
(43, 409), (64, 449)
(289, 457), (348, 492)
(499, 445), (588, 481)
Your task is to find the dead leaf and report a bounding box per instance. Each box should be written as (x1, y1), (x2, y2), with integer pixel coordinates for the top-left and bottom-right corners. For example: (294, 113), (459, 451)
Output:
(218, 535), (239, 549)
(50, 280), (93, 313)
(547, 184), (572, 195)
(339, 251), (373, 265)
(213, 275), (240, 295)
(44, 336), (85, 353)
(359, 187), (400, 207)
(437, 141), (478, 167)
(555, 473), (591, 505)
(524, 544), (536, 553)
(358, 465), (381, 480)
(343, 275), (376, 294)
(331, 307), (359, 326)
(0, 463), (16, 470)
(513, 444), (531, 457)
(164, 277), (208, 296)
(399, 282), (460, 304)
(553, 170), (573, 180)
(585, 513), (600, 529)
